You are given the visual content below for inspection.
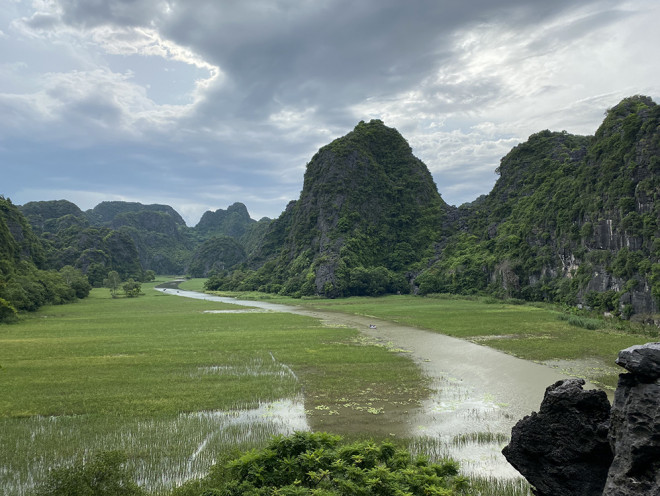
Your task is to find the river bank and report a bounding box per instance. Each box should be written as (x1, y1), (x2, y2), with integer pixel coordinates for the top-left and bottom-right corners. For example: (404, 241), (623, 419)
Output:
(156, 286), (595, 479)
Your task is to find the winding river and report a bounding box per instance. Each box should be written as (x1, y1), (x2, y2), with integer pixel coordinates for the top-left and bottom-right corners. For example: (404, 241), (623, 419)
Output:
(156, 287), (599, 479)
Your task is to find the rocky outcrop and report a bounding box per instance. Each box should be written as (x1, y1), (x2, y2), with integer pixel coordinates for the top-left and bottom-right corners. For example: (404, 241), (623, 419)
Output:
(503, 342), (660, 496)
(195, 202), (256, 238)
(603, 343), (660, 496)
(501, 379), (612, 496)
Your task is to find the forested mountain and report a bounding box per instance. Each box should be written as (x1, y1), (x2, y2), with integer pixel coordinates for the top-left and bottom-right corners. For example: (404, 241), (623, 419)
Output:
(187, 236), (247, 278)
(17, 199), (267, 285)
(86, 201), (186, 227)
(0, 197), (91, 321)
(195, 202), (256, 238)
(208, 119), (453, 296)
(5, 95), (660, 319)
(417, 95), (660, 315)
(207, 96), (660, 316)
(19, 200), (145, 285)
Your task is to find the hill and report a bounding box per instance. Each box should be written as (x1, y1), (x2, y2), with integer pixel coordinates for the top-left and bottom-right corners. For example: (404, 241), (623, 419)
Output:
(0, 197), (91, 320)
(86, 201), (186, 226)
(208, 119), (454, 296)
(18, 199), (267, 283)
(195, 202), (256, 238)
(6, 95), (660, 318)
(417, 95), (660, 315)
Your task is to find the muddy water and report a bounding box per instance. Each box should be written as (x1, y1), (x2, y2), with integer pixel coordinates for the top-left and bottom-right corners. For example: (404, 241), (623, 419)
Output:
(156, 288), (598, 478)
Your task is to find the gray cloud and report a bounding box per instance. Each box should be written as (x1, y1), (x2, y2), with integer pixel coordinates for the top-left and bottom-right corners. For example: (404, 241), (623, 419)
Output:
(2, 0), (659, 223)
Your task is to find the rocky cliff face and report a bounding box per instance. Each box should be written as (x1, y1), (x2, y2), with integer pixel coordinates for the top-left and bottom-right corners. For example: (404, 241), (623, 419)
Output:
(419, 95), (660, 316)
(603, 343), (660, 495)
(246, 119), (452, 297)
(195, 202), (256, 238)
(503, 342), (660, 496)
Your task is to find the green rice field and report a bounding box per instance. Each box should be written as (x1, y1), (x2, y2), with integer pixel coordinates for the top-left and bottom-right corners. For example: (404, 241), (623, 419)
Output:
(0, 280), (427, 495)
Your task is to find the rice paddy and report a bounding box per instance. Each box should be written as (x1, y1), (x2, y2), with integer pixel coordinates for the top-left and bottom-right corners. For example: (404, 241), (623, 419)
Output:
(0, 280), (427, 495)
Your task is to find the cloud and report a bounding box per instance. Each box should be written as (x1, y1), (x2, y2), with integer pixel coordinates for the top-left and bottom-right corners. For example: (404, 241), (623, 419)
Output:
(2, 0), (659, 221)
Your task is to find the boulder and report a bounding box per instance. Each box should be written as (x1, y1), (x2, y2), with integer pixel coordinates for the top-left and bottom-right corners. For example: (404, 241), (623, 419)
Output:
(501, 379), (612, 496)
(603, 343), (660, 495)
(614, 342), (660, 381)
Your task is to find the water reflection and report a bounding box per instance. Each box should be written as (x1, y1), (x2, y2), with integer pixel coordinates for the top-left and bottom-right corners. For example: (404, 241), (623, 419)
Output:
(157, 287), (589, 481)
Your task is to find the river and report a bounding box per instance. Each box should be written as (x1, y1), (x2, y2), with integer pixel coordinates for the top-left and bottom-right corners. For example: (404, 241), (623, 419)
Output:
(155, 287), (599, 479)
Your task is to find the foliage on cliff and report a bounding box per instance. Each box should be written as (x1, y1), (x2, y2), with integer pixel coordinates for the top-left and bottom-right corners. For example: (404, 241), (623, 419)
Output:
(0, 197), (91, 321)
(195, 202), (256, 238)
(18, 198), (267, 282)
(187, 236), (246, 277)
(207, 120), (452, 297)
(86, 201), (186, 227)
(18, 200), (145, 286)
(8, 96), (660, 314)
(417, 95), (660, 315)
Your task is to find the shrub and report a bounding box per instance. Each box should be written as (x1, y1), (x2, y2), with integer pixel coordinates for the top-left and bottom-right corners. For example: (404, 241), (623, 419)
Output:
(0, 296), (18, 323)
(33, 451), (145, 496)
(174, 431), (468, 496)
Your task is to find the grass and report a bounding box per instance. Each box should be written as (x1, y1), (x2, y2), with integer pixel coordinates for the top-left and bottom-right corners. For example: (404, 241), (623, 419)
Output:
(406, 436), (531, 496)
(0, 281), (428, 495)
(452, 432), (510, 446)
(10, 280), (634, 496)
(556, 313), (601, 330)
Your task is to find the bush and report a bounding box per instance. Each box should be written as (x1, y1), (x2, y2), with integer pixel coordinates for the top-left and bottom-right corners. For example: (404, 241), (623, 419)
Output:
(174, 432), (468, 496)
(34, 451), (145, 496)
(0, 296), (18, 323)
(557, 313), (602, 330)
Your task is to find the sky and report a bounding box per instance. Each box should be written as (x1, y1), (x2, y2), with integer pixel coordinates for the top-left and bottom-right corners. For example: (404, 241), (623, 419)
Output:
(2, 0), (659, 226)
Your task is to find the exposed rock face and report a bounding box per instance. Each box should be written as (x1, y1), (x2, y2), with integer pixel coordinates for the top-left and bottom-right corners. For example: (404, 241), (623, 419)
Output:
(603, 343), (660, 496)
(501, 378), (613, 496)
(614, 342), (660, 380)
(503, 342), (660, 496)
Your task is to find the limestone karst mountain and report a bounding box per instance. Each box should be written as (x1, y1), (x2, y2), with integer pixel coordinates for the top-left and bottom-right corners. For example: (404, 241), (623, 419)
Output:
(6, 96), (660, 317)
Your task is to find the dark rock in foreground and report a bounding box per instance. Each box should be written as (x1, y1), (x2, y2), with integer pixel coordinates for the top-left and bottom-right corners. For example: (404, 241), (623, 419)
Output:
(603, 343), (660, 496)
(615, 342), (660, 380)
(503, 342), (660, 496)
(502, 378), (612, 496)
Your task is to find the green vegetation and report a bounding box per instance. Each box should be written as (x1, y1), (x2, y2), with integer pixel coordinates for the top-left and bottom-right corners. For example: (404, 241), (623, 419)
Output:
(34, 433), (530, 496)
(421, 96), (660, 314)
(34, 451), (145, 496)
(207, 119), (449, 298)
(0, 198), (92, 321)
(203, 97), (660, 318)
(11, 97), (660, 317)
(18, 200), (269, 292)
(0, 282), (428, 494)
(173, 431), (468, 496)
(187, 236), (246, 277)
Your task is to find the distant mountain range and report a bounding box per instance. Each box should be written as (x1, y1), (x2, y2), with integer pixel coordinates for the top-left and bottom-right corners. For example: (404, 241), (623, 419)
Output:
(2, 95), (658, 318)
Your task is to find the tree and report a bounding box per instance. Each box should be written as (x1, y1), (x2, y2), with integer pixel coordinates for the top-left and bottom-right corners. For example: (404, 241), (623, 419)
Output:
(143, 270), (156, 282)
(122, 279), (142, 297)
(0, 297), (18, 323)
(59, 265), (92, 299)
(104, 271), (121, 297)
